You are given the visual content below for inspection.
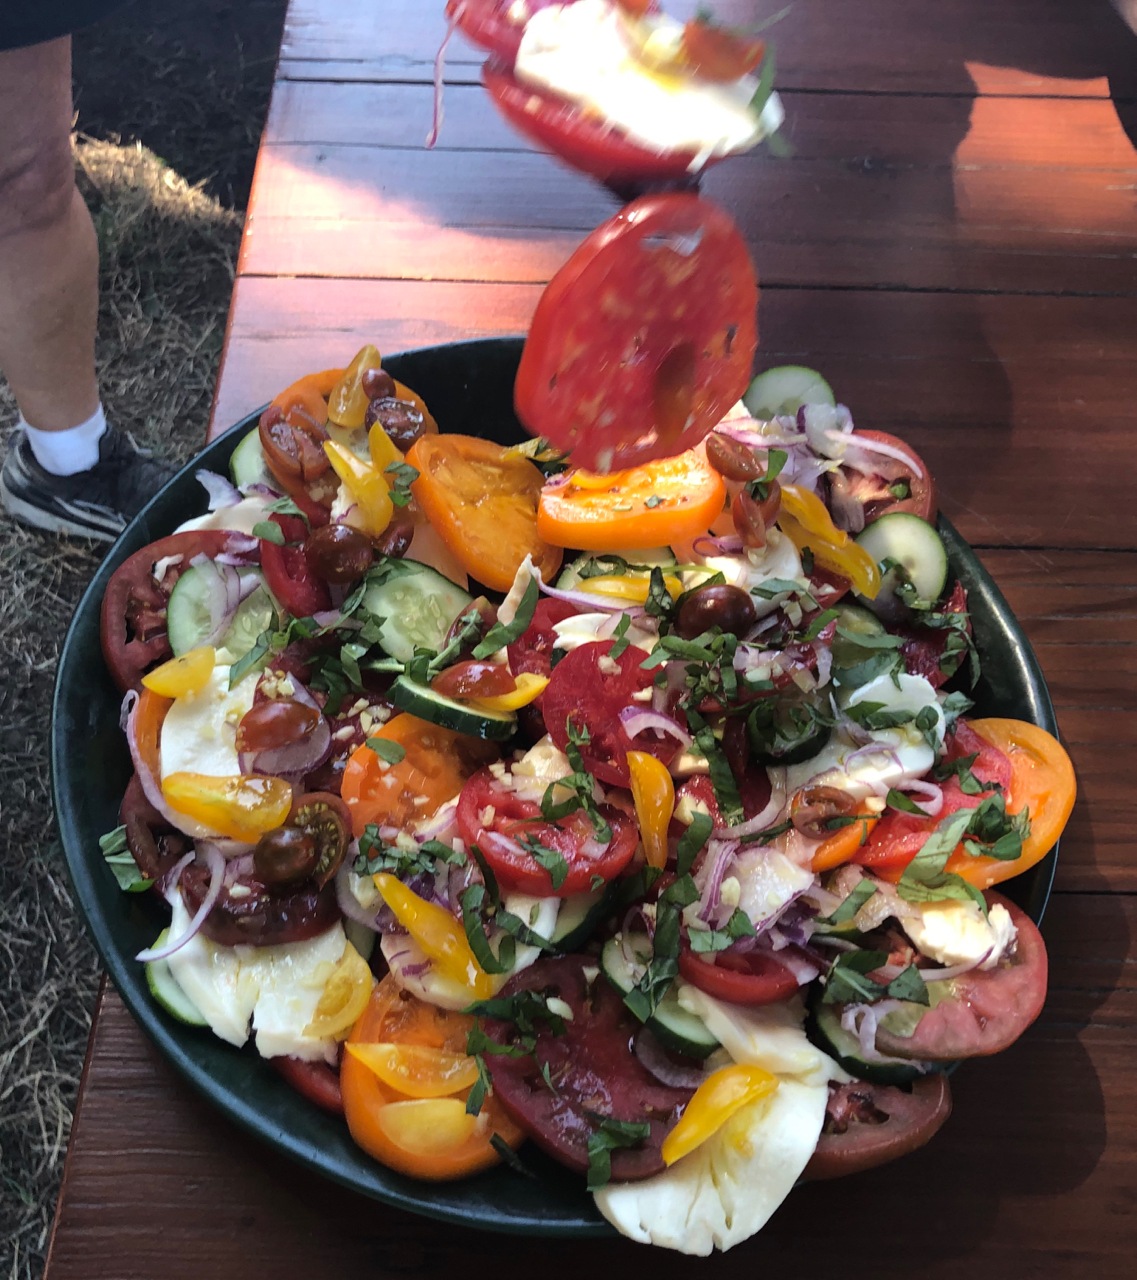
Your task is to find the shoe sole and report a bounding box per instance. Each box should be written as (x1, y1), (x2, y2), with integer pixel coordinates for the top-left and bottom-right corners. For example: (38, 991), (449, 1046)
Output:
(0, 478), (121, 542)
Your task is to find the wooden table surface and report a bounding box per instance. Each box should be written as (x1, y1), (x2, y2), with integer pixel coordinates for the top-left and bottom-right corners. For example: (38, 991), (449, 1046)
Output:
(45, 1), (1137, 1275)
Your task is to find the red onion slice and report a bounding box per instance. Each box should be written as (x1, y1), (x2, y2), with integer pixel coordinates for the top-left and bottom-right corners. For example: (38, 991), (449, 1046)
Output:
(891, 779), (944, 818)
(427, 8), (459, 147)
(135, 842), (226, 962)
(334, 860), (383, 933)
(634, 1027), (711, 1090)
(839, 999), (931, 1067)
(713, 786), (786, 839)
(916, 949), (993, 983)
(691, 533), (744, 558)
(618, 705), (692, 751)
(196, 469), (241, 510)
(839, 432), (926, 477)
(538, 578), (631, 614)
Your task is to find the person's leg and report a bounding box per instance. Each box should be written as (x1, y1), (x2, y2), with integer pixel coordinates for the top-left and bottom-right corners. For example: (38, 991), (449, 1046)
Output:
(0, 31), (176, 538)
(0, 36), (101, 436)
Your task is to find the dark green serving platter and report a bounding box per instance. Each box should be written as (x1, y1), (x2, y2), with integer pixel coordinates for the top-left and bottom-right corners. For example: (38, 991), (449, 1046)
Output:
(52, 336), (1059, 1236)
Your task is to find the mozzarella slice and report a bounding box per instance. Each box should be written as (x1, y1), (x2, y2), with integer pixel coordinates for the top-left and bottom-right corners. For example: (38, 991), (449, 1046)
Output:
(688, 529), (806, 620)
(175, 494), (275, 537)
(552, 611), (655, 654)
(904, 898), (1016, 970)
(676, 986), (845, 1087)
(594, 1079), (827, 1254)
(164, 893), (345, 1062)
(730, 847), (815, 928)
(160, 665), (256, 781)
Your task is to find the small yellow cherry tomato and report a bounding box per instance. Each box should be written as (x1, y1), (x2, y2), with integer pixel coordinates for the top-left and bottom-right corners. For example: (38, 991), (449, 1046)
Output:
(327, 343), (382, 429)
(627, 750), (675, 870)
(141, 646), (215, 698)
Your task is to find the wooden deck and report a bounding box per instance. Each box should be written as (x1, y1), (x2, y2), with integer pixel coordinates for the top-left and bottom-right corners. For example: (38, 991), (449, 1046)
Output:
(44, 1), (1137, 1275)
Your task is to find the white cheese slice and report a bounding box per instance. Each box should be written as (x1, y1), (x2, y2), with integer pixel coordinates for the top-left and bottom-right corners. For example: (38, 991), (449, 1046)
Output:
(164, 893), (344, 1062)
(159, 665), (257, 781)
(904, 898), (1016, 970)
(593, 1079), (827, 1254)
(552, 611), (656, 653)
(175, 494), (275, 537)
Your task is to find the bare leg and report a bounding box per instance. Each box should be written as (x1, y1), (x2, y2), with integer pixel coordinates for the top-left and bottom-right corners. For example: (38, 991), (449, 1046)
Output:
(0, 36), (100, 433)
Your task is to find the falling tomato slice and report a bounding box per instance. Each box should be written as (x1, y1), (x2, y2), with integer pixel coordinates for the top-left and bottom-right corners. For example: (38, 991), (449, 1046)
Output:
(515, 193), (758, 473)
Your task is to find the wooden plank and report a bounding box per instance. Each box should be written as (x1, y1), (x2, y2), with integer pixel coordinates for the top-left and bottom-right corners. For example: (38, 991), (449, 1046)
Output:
(44, 890), (1137, 1280)
(211, 277), (1137, 552)
(278, 0), (1132, 97)
(239, 135), (1137, 295)
(265, 80), (1137, 170)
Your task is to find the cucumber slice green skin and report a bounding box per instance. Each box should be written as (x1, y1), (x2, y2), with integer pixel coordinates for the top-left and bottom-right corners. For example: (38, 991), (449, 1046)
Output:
(389, 675), (516, 741)
(744, 365), (835, 419)
(807, 1000), (923, 1086)
(550, 884), (618, 952)
(600, 936), (720, 1061)
(145, 931), (208, 1027)
(830, 601), (890, 670)
(166, 565), (275, 659)
(855, 513), (949, 605)
(361, 561), (474, 663)
(228, 428), (274, 489)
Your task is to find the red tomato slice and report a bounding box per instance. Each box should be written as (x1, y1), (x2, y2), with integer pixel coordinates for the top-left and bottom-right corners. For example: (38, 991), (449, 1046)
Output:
(542, 640), (676, 787)
(841, 430), (937, 525)
(678, 945), (800, 1006)
(899, 580), (970, 689)
(456, 767), (638, 896)
(483, 61), (723, 193)
(506, 598), (580, 678)
(259, 513), (332, 618)
(515, 193), (758, 473)
(855, 721), (1013, 872)
(271, 1055), (344, 1115)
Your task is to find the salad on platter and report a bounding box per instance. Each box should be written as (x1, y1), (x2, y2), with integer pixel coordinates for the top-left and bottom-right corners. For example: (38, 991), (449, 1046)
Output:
(94, 194), (1074, 1255)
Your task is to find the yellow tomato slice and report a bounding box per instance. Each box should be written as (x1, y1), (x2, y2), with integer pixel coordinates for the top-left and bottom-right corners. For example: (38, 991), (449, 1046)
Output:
(374, 1098), (480, 1156)
(661, 1064), (779, 1165)
(466, 672), (549, 712)
(777, 484), (881, 598)
(327, 343), (383, 429)
(407, 434), (562, 592)
(947, 718), (1076, 889)
(304, 942), (375, 1039)
(141, 646), (215, 698)
(161, 773), (293, 841)
(345, 1042), (481, 1098)
(537, 445), (726, 551)
(324, 440), (393, 536)
(627, 750), (675, 870)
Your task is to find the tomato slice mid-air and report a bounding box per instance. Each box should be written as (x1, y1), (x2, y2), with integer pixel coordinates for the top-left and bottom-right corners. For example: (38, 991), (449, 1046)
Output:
(515, 193), (758, 473)
(456, 767), (639, 896)
(406, 433), (563, 593)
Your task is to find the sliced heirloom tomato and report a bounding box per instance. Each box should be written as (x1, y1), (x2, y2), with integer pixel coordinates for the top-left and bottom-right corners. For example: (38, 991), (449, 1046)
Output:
(537, 446), (726, 551)
(456, 768), (639, 896)
(542, 640), (677, 786)
(483, 956), (693, 1181)
(340, 712), (497, 840)
(805, 1075), (952, 1180)
(875, 893), (1048, 1061)
(271, 1056), (344, 1115)
(837, 430), (938, 526)
(258, 513), (333, 618)
(515, 193), (758, 473)
(341, 975), (524, 1179)
(406, 434), (563, 592)
(678, 946), (800, 1007)
(101, 530), (247, 692)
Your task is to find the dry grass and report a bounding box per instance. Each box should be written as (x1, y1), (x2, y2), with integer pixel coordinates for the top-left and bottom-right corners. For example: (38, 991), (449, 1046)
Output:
(0, 138), (242, 1280)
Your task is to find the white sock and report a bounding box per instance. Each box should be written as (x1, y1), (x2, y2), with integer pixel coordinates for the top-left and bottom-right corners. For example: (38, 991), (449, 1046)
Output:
(23, 405), (108, 476)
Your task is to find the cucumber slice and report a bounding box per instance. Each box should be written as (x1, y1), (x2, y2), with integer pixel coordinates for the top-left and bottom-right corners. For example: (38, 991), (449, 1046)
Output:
(557, 548), (677, 592)
(361, 561), (474, 663)
(145, 931), (208, 1026)
(601, 936), (720, 1061)
(389, 675), (516, 740)
(550, 884), (617, 951)
(807, 1000), (923, 1086)
(228, 428), (273, 489)
(830, 601), (890, 669)
(856, 512), (949, 604)
(166, 565), (275, 659)
(744, 366), (835, 419)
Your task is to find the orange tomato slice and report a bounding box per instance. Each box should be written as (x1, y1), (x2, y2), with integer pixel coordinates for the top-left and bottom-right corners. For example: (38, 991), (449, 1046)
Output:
(946, 718), (1076, 889)
(406, 434), (562, 592)
(537, 444), (726, 550)
(341, 975), (525, 1179)
(339, 712), (496, 839)
(811, 814), (880, 872)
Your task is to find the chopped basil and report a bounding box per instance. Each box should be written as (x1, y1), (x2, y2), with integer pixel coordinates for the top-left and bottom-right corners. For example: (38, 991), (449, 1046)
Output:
(586, 1116), (652, 1191)
(251, 520), (285, 545)
(823, 949), (929, 1007)
(608, 613), (632, 660)
(687, 907), (757, 953)
(516, 833), (570, 891)
(384, 460), (419, 508)
(621, 876), (698, 1024)
(473, 576), (540, 659)
(644, 566), (676, 621)
(932, 751), (991, 796)
(99, 825), (152, 893)
(676, 811), (713, 876)
(886, 788), (932, 815)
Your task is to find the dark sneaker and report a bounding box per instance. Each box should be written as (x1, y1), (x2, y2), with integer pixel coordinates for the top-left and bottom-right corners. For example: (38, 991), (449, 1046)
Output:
(0, 428), (178, 541)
